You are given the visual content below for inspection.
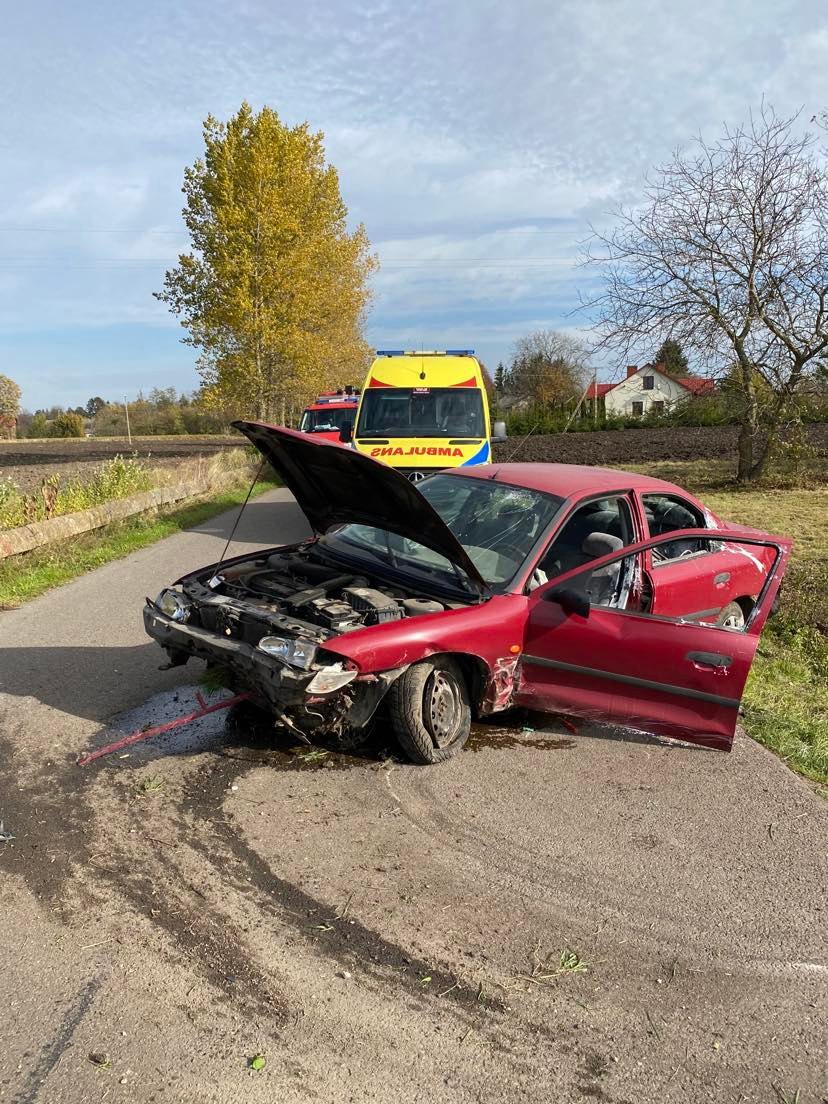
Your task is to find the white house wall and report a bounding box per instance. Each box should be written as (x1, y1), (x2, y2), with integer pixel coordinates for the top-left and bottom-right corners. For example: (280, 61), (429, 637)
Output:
(604, 369), (687, 416)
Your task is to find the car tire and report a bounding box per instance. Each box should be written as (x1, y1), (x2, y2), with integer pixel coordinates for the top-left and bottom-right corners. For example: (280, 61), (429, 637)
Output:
(716, 601), (746, 630)
(388, 657), (471, 764)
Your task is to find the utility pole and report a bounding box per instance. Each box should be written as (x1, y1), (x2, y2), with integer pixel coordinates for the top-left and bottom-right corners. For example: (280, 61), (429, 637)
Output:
(593, 370), (598, 425)
(124, 398), (132, 446)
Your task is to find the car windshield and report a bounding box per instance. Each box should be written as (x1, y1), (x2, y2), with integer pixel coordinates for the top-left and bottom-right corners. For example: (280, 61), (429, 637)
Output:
(356, 388), (485, 438)
(299, 408), (356, 432)
(322, 474), (563, 590)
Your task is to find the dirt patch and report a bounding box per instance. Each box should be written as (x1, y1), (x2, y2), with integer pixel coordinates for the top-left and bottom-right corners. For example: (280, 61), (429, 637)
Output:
(493, 422), (828, 467)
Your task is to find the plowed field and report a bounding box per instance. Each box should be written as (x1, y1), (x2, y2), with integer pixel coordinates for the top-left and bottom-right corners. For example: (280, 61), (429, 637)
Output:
(0, 435), (241, 493)
(492, 422), (828, 466)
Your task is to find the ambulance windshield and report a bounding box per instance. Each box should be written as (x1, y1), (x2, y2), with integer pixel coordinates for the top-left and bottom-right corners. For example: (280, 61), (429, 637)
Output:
(356, 388), (485, 439)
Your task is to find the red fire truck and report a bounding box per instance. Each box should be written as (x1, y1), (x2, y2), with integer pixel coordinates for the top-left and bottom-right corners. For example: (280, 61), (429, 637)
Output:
(297, 388), (360, 443)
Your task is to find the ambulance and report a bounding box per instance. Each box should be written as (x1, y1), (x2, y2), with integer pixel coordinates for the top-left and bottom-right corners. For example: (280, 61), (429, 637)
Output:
(348, 350), (501, 482)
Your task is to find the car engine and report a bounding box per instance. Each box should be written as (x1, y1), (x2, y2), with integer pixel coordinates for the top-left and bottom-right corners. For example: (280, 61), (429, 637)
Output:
(181, 549), (447, 644)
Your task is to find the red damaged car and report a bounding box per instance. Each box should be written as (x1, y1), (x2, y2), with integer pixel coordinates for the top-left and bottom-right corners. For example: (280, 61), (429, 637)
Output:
(143, 422), (791, 764)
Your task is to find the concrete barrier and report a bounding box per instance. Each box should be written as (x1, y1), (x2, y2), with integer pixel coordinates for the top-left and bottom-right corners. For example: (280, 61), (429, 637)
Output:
(0, 473), (247, 559)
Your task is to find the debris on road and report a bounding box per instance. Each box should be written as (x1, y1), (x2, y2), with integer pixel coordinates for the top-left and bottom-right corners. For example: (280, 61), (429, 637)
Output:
(77, 691), (252, 766)
(137, 774), (166, 796)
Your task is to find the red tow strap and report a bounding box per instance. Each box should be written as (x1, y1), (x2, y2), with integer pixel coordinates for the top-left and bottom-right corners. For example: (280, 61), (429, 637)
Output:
(77, 692), (252, 767)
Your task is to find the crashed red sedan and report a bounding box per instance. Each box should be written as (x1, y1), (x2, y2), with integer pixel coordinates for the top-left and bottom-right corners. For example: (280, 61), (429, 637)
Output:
(143, 422), (791, 764)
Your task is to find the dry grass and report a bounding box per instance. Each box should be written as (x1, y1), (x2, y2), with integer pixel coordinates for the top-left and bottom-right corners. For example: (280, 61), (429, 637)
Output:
(703, 487), (828, 563)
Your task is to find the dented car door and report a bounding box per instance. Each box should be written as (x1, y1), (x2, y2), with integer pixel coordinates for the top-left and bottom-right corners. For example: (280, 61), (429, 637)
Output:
(516, 530), (791, 751)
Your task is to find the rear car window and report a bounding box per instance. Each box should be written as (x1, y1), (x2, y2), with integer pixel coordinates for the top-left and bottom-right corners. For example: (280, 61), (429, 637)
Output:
(642, 493), (708, 564)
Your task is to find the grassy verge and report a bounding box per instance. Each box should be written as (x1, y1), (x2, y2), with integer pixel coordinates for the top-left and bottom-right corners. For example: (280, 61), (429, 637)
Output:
(626, 461), (828, 787)
(0, 477), (277, 608)
(744, 613), (828, 787)
(0, 447), (255, 529)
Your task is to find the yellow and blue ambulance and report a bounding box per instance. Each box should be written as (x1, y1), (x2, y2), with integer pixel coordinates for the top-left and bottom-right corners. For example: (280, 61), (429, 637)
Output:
(351, 350), (494, 482)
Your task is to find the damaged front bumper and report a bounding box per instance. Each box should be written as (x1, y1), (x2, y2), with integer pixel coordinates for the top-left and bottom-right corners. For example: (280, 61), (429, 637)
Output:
(143, 600), (404, 735)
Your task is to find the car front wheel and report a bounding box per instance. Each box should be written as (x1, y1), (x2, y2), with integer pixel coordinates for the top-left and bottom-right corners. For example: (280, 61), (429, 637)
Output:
(388, 657), (471, 764)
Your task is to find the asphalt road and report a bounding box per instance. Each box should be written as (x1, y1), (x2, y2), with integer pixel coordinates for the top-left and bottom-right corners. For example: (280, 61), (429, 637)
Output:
(1, 490), (825, 1104)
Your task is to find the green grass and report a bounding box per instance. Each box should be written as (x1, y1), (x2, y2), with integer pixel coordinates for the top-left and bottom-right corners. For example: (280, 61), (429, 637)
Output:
(745, 621), (828, 785)
(627, 460), (828, 787)
(0, 477), (277, 608)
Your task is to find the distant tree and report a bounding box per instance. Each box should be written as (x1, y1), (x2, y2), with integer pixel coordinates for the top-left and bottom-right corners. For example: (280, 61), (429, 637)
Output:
(509, 331), (590, 407)
(0, 373), (21, 439)
(149, 387), (178, 407)
(0, 374), (21, 418)
(85, 396), (106, 418)
(587, 106), (828, 482)
(156, 102), (377, 422)
(494, 362), (506, 392)
(29, 412), (49, 438)
(51, 411), (85, 438)
(653, 338), (689, 377)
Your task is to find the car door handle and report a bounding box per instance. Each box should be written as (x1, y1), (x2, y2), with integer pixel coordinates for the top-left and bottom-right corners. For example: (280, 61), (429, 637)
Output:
(686, 651), (733, 670)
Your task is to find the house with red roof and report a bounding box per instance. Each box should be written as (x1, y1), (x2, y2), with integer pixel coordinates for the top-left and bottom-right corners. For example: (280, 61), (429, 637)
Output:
(587, 362), (715, 418)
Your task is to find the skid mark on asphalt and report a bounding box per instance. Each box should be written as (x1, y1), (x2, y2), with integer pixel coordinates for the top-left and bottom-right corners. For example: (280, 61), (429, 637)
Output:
(11, 974), (104, 1104)
(380, 741), (828, 981)
(72, 689), (506, 1029)
(178, 749), (505, 1022)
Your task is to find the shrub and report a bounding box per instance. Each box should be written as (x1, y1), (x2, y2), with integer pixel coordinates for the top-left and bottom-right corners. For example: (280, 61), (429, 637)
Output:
(50, 412), (85, 438)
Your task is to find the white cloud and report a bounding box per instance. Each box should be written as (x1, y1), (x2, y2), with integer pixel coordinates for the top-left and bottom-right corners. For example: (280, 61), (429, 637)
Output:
(0, 0), (826, 406)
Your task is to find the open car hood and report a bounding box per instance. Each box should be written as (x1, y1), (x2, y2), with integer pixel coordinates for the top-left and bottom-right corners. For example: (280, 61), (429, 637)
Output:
(233, 421), (487, 590)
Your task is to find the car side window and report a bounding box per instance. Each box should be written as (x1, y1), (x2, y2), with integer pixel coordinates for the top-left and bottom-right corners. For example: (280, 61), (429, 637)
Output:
(642, 494), (708, 564)
(549, 537), (777, 631)
(532, 495), (634, 586)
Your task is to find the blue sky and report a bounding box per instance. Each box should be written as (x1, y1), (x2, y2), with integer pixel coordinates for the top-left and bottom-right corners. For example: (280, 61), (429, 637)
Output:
(2, 0), (827, 410)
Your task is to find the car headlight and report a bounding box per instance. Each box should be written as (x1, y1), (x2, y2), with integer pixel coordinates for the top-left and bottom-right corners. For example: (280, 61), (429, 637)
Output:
(155, 589), (191, 623)
(305, 665), (359, 695)
(257, 635), (318, 670)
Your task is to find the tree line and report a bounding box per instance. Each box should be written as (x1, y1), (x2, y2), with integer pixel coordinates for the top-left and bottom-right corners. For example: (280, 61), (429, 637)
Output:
(16, 389), (234, 439)
(4, 101), (828, 480)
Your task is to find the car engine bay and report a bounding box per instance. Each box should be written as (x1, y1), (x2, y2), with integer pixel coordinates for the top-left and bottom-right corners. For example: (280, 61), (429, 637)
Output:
(181, 548), (455, 646)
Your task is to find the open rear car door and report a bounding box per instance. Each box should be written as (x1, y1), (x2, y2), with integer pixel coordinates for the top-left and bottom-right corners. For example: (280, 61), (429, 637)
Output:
(517, 529), (791, 751)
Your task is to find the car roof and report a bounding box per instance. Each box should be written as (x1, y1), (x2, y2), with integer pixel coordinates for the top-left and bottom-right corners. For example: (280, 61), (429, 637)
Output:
(445, 462), (699, 501)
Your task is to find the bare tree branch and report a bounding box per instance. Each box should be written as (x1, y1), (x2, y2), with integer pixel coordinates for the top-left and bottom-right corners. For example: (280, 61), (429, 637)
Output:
(582, 105), (828, 480)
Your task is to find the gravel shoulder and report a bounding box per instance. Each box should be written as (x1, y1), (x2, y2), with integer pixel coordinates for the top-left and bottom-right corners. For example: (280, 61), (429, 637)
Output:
(0, 491), (825, 1103)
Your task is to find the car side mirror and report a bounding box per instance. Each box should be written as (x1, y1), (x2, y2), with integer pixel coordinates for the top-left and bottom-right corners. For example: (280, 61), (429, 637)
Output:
(543, 585), (590, 618)
(492, 419), (507, 441)
(339, 422), (353, 443)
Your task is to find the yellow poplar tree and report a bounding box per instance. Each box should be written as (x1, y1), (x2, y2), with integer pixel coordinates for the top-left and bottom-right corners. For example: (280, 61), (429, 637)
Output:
(157, 103), (377, 421)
